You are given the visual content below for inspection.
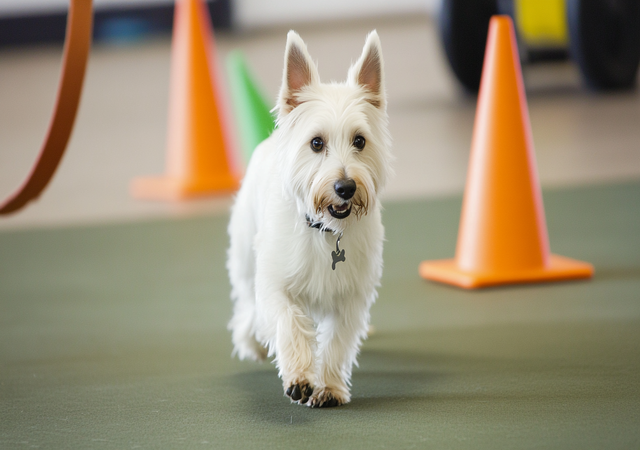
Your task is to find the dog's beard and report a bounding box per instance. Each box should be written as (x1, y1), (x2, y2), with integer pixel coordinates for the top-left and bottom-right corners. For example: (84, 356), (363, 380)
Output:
(313, 186), (368, 219)
(309, 174), (374, 225)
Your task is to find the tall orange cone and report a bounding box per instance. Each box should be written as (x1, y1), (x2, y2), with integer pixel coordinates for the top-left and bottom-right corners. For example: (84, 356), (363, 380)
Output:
(131, 0), (240, 200)
(419, 16), (593, 289)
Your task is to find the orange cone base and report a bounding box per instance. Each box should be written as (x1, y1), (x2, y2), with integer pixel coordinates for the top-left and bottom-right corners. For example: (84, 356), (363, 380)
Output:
(130, 175), (239, 201)
(419, 254), (594, 289)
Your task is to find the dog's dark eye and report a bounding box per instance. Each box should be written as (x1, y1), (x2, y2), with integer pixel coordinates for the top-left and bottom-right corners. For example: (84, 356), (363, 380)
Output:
(353, 135), (366, 150)
(310, 137), (324, 152)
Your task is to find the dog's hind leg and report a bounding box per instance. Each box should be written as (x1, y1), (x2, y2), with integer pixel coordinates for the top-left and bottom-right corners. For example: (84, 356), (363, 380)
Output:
(228, 267), (267, 362)
(228, 290), (267, 362)
(227, 199), (267, 362)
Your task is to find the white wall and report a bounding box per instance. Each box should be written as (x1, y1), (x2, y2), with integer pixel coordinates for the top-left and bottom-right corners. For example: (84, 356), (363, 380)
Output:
(0, 0), (439, 25)
(235, 0), (439, 29)
(0, 0), (173, 15)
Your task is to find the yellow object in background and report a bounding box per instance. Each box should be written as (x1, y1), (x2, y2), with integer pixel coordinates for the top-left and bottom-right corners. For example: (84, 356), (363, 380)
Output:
(515, 0), (568, 47)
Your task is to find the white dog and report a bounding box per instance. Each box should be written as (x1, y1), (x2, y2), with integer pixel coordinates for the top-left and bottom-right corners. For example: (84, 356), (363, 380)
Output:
(227, 30), (392, 407)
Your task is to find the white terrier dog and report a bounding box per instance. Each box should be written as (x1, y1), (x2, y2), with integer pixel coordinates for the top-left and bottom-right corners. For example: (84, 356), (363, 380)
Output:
(227, 30), (392, 407)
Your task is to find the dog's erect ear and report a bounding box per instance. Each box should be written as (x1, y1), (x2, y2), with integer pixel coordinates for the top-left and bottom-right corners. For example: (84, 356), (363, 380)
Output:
(277, 31), (319, 115)
(349, 31), (385, 109)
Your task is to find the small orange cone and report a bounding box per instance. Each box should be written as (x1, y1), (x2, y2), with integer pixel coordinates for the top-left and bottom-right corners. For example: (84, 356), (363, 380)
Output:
(419, 16), (593, 289)
(131, 0), (240, 200)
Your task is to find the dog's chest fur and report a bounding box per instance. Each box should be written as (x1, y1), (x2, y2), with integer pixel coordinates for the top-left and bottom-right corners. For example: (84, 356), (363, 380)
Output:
(285, 223), (381, 308)
(254, 196), (383, 310)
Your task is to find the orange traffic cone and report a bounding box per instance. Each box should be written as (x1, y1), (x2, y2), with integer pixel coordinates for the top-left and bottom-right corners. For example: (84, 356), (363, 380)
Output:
(419, 15), (593, 289)
(131, 0), (240, 200)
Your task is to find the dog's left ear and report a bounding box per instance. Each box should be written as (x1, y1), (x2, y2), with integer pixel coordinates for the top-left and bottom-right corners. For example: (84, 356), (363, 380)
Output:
(349, 31), (386, 110)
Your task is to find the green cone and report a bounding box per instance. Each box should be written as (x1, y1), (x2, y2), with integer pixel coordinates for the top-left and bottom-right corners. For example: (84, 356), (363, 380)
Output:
(226, 51), (275, 165)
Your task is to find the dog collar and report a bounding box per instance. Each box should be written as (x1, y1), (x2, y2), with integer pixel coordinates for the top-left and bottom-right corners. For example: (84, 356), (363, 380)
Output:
(304, 215), (346, 270)
(305, 214), (334, 233)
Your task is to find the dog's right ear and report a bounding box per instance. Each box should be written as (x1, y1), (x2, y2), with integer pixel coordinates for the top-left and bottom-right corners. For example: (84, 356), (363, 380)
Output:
(277, 31), (319, 116)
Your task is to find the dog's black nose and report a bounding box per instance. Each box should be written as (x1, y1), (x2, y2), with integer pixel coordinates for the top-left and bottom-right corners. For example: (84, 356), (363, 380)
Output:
(334, 178), (356, 200)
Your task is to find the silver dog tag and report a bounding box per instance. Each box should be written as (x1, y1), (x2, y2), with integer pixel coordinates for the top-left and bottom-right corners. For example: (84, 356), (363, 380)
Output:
(331, 233), (346, 270)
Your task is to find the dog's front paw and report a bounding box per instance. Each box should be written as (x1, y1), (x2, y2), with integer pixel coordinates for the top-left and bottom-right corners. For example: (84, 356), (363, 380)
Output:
(284, 381), (314, 405)
(307, 387), (348, 408)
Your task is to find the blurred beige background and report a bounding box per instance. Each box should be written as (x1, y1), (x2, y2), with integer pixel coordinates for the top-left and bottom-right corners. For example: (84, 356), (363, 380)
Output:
(0, 9), (639, 230)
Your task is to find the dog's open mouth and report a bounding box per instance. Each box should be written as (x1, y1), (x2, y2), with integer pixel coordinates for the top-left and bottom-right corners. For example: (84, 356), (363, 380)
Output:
(328, 203), (352, 219)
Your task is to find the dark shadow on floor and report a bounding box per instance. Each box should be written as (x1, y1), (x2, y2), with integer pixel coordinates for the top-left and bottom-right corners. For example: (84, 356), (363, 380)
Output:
(225, 347), (453, 425)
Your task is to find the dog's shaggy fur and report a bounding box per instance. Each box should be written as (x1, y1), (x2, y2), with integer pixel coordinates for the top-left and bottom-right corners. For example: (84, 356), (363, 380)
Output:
(227, 30), (392, 407)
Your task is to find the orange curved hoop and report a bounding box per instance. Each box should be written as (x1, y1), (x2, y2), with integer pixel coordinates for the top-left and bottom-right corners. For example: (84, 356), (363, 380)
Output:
(0, 0), (93, 215)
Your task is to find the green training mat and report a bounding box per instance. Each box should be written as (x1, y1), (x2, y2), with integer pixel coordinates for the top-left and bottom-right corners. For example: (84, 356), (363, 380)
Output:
(1, 182), (639, 449)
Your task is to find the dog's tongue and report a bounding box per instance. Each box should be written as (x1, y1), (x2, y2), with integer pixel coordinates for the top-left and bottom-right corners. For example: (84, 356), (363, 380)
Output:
(333, 204), (349, 212)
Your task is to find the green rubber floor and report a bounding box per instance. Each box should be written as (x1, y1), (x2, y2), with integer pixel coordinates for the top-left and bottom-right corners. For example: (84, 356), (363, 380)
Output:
(2, 182), (639, 449)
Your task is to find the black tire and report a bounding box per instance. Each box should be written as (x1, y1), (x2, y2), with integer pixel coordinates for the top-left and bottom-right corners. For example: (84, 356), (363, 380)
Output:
(567, 0), (640, 90)
(439, 0), (499, 92)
